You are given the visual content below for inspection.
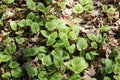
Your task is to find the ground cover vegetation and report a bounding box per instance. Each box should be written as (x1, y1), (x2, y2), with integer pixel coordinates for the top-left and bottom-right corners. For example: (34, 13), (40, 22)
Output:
(0, 0), (120, 80)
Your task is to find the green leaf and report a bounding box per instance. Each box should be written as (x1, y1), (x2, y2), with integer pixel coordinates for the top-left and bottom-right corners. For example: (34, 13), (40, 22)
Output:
(47, 39), (56, 46)
(11, 67), (23, 78)
(2, 72), (11, 79)
(114, 75), (120, 80)
(47, 32), (57, 46)
(48, 32), (57, 40)
(87, 33), (96, 41)
(22, 47), (39, 57)
(18, 19), (26, 27)
(79, 0), (89, 5)
(91, 42), (98, 49)
(3, 37), (13, 45)
(2, 0), (14, 4)
(26, 0), (36, 10)
(45, 20), (57, 31)
(42, 55), (52, 66)
(84, 4), (93, 13)
(63, 40), (70, 50)
(26, 19), (32, 26)
(108, 7), (115, 14)
(103, 76), (111, 80)
(59, 32), (68, 41)
(95, 34), (102, 43)
(57, 2), (67, 9)
(114, 64), (120, 74)
(74, 4), (83, 14)
(77, 38), (88, 51)
(26, 65), (38, 78)
(38, 71), (48, 80)
(10, 61), (19, 68)
(115, 55), (120, 65)
(69, 44), (76, 53)
(10, 21), (17, 30)
(38, 46), (47, 53)
(27, 12), (35, 20)
(53, 55), (63, 68)
(15, 29), (24, 35)
(69, 74), (81, 80)
(100, 25), (111, 32)
(50, 72), (63, 80)
(37, 2), (45, 13)
(68, 31), (77, 40)
(71, 25), (80, 36)
(44, 6), (51, 14)
(101, 58), (114, 75)
(85, 51), (98, 60)
(38, 53), (46, 60)
(40, 30), (49, 38)
(0, 54), (11, 63)
(67, 57), (88, 74)
(31, 22), (40, 33)
(15, 36), (25, 44)
(102, 5), (108, 12)
(4, 43), (16, 54)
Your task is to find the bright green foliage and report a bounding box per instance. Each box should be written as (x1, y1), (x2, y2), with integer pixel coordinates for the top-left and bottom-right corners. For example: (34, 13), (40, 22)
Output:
(11, 67), (23, 78)
(10, 61), (19, 68)
(47, 32), (57, 46)
(37, 2), (51, 14)
(100, 25), (111, 32)
(95, 34), (102, 43)
(69, 44), (76, 53)
(26, 0), (36, 10)
(2, 0), (14, 4)
(0, 54), (11, 63)
(102, 5), (108, 12)
(26, 65), (38, 78)
(53, 53), (63, 68)
(84, 4), (93, 13)
(50, 72), (63, 80)
(27, 12), (35, 20)
(74, 4), (83, 14)
(102, 5), (116, 14)
(17, 19), (26, 27)
(15, 36), (25, 44)
(115, 55), (120, 65)
(69, 74), (81, 80)
(107, 7), (116, 14)
(57, 2), (67, 9)
(22, 47), (39, 57)
(79, 0), (90, 5)
(42, 55), (52, 66)
(87, 33), (96, 41)
(101, 58), (114, 75)
(103, 76), (111, 80)
(77, 37), (88, 51)
(31, 22), (40, 33)
(114, 64), (120, 74)
(2, 72), (11, 79)
(37, 2), (45, 13)
(91, 42), (98, 49)
(4, 43), (16, 54)
(85, 51), (98, 60)
(67, 57), (88, 74)
(3, 37), (13, 45)
(114, 75), (120, 80)
(10, 21), (17, 30)
(40, 30), (49, 38)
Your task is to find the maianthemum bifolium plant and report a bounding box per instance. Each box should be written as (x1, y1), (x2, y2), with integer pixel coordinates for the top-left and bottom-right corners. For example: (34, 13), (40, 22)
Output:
(0, 0), (120, 80)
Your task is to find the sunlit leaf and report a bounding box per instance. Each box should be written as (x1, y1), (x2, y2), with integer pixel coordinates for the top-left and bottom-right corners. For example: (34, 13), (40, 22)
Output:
(77, 37), (88, 51)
